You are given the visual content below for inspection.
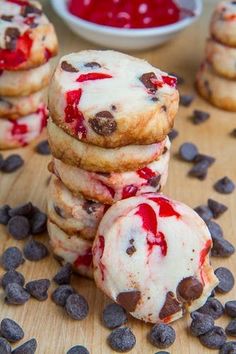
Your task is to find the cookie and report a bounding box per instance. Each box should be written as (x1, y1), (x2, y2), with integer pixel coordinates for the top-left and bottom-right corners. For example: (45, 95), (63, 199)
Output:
(196, 62), (236, 111)
(206, 38), (236, 79)
(93, 193), (218, 324)
(49, 50), (179, 148)
(0, 104), (47, 149)
(51, 138), (170, 204)
(47, 176), (106, 239)
(47, 118), (167, 173)
(210, 1), (236, 46)
(0, 62), (50, 96)
(0, 0), (58, 70)
(47, 220), (93, 278)
(0, 89), (45, 119)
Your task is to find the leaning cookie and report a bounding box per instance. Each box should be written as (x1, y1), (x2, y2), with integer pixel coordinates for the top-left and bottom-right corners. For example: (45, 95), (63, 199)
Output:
(206, 38), (236, 79)
(0, 105), (47, 149)
(49, 50), (179, 148)
(0, 62), (50, 97)
(210, 1), (236, 46)
(47, 118), (167, 173)
(48, 220), (93, 278)
(93, 193), (218, 324)
(196, 61), (236, 111)
(0, 0), (58, 70)
(51, 139), (170, 204)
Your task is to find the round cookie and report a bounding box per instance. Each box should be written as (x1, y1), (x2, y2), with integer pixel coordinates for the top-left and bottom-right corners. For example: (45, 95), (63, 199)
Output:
(0, 62), (50, 96)
(196, 61), (236, 111)
(0, 89), (45, 119)
(93, 193), (218, 324)
(48, 220), (93, 278)
(49, 50), (179, 148)
(0, 104), (47, 149)
(206, 38), (236, 79)
(47, 118), (167, 173)
(51, 139), (170, 205)
(47, 176), (107, 239)
(210, 1), (236, 46)
(0, 0), (58, 70)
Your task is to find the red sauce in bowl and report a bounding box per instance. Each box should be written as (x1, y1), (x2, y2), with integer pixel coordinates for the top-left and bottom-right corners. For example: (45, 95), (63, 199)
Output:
(68, 0), (194, 29)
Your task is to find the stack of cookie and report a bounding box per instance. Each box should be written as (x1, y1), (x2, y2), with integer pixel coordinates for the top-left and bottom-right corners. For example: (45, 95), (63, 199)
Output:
(47, 50), (179, 278)
(0, 0), (58, 149)
(196, 1), (236, 111)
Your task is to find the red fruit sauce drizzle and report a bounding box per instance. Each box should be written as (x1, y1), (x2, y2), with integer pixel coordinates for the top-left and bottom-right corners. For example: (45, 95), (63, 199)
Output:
(74, 247), (93, 268)
(149, 196), (180, 218)
(135, 203), (167, 256)
(151, 75), (177, 89)
(68, 0), (194, 29)
(122, 185), (138, 199)
(137, 167), (156, 180)
(65, 89), (87, 138)
(76, 72), (112, 82)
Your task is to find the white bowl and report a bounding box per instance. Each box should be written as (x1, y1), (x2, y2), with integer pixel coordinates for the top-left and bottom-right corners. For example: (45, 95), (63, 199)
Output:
(51, 0), (202, 51)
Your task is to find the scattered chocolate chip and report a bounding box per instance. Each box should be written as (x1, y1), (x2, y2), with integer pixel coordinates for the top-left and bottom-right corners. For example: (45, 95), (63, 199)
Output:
(51, 285), (75, 307)
(1, 15), (13, 22)
(188, 160), (209, 180)
(23, 239), (49, 261)
(199, 326), (226, 349)
(179, 142), (198, 162)
(214, 177), (235, 194)
(148, 323), (176, 349)
(0, 205), (10, 225)
(225, 301), (236, 318)
(5, 283), (30, 305)
(8, 203), (32, 217)
(84, 62), (101, 68)
(177, 276), (203, 302)
(207, 199), (228, 219)
(25, 279), (50, 301)
(0, 319), (24, 343)
(61, 61), (78, 72)
(159, 291), (182, 320)
(7, 216), (30, 240)
(148, 175), (161, 188)
(5, 27), (20, 50)
(180, 94), (194, 107)
(82, 201), (100, 214)
(226, 319), (236, 336)
(168, 129), (179, 141)
(230, 129), (236, 138)
(53, 205), (65, 218)
(220, 341), (236, 354)
(21, 3), (42, 16)
(154, 352), (170, 354)
(53, 263), (72, 285)
(102, 303), (127, 329)
(194, 205), (213, 221)
(197, 297), (224, 319)
(215, 267), (235, 294)
(67, 346), (89, 354)
(1, 247), (24, 271)
(139, 72), (157, 92)
(35, 140), (51, 155)
(194, 154), (215, 166)
(89, 111), (117, 136)
(116, 290), (141, 313)
(108, 327), (136, 352)
(190, 311), (214, 336)
(0, 337), (11, 354)
(192, 110), (210, 125)
(12, 338), (37, 354)
(30, 211), (47, 234)
(1, 270), (25, 289)
(1, 155), (24, 173)
(65, 294), (89, 320)
(211, 237), (235, 257)
(126, 245), (136, 256)
(206, 220), (223, 240)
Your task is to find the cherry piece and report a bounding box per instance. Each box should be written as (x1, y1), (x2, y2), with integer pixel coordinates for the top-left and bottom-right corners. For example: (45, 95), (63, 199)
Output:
(74, 248), (93, 268)
(122, 185), (138, 199)
(76, 72), (112, 82)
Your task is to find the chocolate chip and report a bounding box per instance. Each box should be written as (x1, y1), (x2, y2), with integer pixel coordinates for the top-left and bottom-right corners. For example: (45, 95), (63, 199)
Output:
(220, 341), (236, 354)
(9, 203), (33, 217)
(126, 245), (136, 256)
(215, 267), (235, 294)
(102, 303), (127, 329)
(21, 3), (42, 16)
(23, 239), (49, 261)
(226, 319), (236, 336)
(206, 220), (223, 240)
(7, 216), (30, 240)
(12, 338), (37, 354)
(194, 205), (213, 221)
(139, 72), (157, 92)
(84, 62), (101, 68)
(199, 326), (226, 349)
(52, 285), (75, 307)
(0, 319), (24, 343)
(108, 327), (136, 352)
(53, 263), (72, 285)
(225, 301), (236, 318)
(159, 291), (182, 320)
(188, 160), (209, 180)
(207, 199), (228, 219)
(1, 247), (24, 270)
(197, 297), (224, 319)
(89, 111), (117, 136)
(65, 294), (89, 320)
(0, 337), (11, 354)
(5, 27), (20, 50)
(194, 153), (215, 166)
(61, 61), (78, 72)
(168, 129), (179, 141)
(1, 15), (13, 22)
(1, 155), (24, 173)
(148, 175), (161, 188)
(154, 352), (170, 354)
(82, 200), (100, 214)
(214, 177), (235, 194)
(67, 346), (89, 354)
(179, 142), (198, 162)
(190, 311), (214, 336)
(180, 94), (194, 107)
(35, 140), (51, 155)
(1, 270), (25, 289)
(29, 211), (47, 234)
(0, 205), (10, 225)
(211, 237), (235, 257)
(230, 129), (236, 138)
(177, 276), (203, 302)
(116, 290), (141, 312)
(53, 205), (65, 218)
(148, 323), (176, 349)
(5, 283), (30, 305)
(192, 110), (210, 125)
(0, 154), (4, 169)
(25, 279), (50, 301)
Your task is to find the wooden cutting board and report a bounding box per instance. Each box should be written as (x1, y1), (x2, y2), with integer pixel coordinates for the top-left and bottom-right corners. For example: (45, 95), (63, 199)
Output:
(0, 0), (235, 352)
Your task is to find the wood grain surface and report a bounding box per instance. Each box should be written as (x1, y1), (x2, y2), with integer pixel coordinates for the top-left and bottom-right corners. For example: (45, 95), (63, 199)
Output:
(0, 1), (235, 353)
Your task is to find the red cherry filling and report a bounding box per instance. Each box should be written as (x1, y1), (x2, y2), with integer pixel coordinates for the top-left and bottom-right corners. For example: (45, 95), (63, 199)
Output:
(11, 122), (28, 136)
(36, 106), (48, 131)
(76, 72), (112, 82)
(100, 181), (115, 198)
(137, 167), (156, 180)
(74, 247), (93, 268)
(65, 89), (87, 138)
(122, 185), (138, 199)
(151, 75), (177, 89)
(149, 196), (180, 218)
(7, 0), (29, 5)
(199, 240), (212, 267)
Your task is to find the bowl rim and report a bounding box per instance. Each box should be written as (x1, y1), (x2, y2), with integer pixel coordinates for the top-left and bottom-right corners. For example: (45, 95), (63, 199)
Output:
(51, 0), (203, 37)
